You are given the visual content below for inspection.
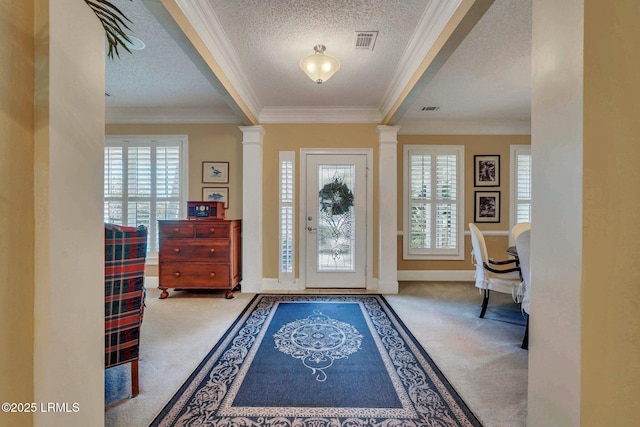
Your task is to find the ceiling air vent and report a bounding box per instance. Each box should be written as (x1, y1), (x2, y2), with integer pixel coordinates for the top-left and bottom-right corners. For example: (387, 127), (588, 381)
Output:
(421, 106), (440, 111)
(354, 31), (378, 50)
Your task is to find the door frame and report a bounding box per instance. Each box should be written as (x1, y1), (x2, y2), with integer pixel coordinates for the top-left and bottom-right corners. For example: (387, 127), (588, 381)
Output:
(299, 148), (374, 290)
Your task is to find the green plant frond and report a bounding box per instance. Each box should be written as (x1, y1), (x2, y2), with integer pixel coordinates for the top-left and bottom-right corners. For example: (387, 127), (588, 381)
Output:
(101, 18), (132, 41)
(87, 0), (133, 22)
(91, 1), (133, 29)
(85, 0), (134, 59)
(94, 8), (132, 31)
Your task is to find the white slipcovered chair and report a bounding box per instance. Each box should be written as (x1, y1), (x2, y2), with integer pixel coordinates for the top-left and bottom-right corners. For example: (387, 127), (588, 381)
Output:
(469, 223), (522, 318)
(511, 222), (531, 245)
(515, 229), (531, 349)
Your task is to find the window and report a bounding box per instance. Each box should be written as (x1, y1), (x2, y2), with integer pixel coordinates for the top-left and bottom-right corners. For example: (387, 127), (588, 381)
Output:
(279, 151), (295, 283)
(510, 145), (532, 231)
(403, 145), (464, 260)
(104, 135), (188, 258)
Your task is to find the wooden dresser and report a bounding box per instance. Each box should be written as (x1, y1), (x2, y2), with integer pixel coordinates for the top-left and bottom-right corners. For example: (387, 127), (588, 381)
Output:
(158, 219), (241, 299)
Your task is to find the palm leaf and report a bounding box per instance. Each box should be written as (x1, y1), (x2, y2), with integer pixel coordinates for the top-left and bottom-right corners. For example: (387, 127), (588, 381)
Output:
(85, 0), (134, 59)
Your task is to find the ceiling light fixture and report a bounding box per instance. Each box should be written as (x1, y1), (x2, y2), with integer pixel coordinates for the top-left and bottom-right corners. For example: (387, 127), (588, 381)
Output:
(299, 45), (340, 84)
(124, 35), (146, 51)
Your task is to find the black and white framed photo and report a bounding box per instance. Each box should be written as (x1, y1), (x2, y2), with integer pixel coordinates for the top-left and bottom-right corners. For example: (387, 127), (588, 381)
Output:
(474, 155), (500, 187)
(202, 187), (229, 208)
(202, 161), (229, 184)
(474, 191), (500, 223)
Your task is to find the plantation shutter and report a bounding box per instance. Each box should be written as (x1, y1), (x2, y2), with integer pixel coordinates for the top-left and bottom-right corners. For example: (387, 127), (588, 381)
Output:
(409, 154), (431, 249)
(404, 146), (464, 260)
(435, 154), (457, 250)
(515, 153), (532, 223)
(279, 151), (295, 282)
(105, 136), (187, 256)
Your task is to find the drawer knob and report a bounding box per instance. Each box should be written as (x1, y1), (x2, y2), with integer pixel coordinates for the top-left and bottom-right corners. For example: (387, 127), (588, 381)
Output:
(174, 272), (181, 278)
(210, 272), (216, 278)
(173, 248), (181, 253)
(209, 228), (216, 233)
(174, 228), (180, 233)
(210, 248), (216, 254)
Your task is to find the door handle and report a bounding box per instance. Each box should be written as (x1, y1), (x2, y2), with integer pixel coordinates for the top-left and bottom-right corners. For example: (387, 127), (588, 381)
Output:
(307, 226), (317, 232)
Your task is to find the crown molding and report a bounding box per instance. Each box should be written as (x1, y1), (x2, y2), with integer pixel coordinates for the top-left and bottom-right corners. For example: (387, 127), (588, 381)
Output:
(379, 0), (463, 118)
(175, 0), (262, 118)
(397, 119), (531, 135)
(106, 107), (241, 124)
(259, 107), (382, 123)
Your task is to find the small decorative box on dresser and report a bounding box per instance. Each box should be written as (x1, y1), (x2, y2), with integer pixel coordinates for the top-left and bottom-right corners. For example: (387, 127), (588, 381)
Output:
(158, 219), (241, 299)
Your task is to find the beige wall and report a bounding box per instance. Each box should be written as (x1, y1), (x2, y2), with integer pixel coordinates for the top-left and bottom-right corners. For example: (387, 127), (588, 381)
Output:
(582, 0), (640, 424)
(0, 2), (35, 426)
(261, 124), (379, 279)
(397, 134), (531, 272)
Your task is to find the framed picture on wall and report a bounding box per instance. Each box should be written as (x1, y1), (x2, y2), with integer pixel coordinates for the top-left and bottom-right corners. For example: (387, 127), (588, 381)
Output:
(474, 191), (500, 223)
(474, 155), (500, 186)
(202, 187), (229, 209)
(202, 161), (229, 183)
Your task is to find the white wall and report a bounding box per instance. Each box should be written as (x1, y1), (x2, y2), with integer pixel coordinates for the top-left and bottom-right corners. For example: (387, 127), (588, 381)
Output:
(529, 0), (583, 425)
(33, 0), (105, 425)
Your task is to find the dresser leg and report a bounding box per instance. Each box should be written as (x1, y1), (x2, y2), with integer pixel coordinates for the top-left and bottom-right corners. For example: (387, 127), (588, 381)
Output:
(225, 290), (235, 299)
(159, 288), (169, 299)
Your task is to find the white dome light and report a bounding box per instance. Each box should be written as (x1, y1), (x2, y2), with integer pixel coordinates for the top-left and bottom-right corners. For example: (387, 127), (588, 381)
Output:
(299, 45), (340, 84)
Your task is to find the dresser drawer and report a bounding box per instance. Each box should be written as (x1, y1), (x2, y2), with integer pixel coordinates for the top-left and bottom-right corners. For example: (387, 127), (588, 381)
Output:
(159, 222), (195, 239)
(159, 240), (230, 262)
(195, 222), (230, 239)
(157, 219), (241, 299)
(159, 264), (230, 287)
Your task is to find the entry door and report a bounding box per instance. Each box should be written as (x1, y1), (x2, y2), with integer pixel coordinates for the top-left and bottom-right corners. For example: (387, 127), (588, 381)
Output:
(305, 154), (367, 288)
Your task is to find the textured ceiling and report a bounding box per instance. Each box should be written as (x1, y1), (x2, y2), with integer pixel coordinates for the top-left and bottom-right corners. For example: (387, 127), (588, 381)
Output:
(105, 0), (532, 133)
(400, 0), (531, 131)
(106, 1), (206, 107)
(105, 0), (238, 121)
(207, 0), (427, 107)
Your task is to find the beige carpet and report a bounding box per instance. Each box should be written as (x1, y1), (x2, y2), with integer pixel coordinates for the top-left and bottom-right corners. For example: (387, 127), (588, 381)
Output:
(105, 279), (527, 427)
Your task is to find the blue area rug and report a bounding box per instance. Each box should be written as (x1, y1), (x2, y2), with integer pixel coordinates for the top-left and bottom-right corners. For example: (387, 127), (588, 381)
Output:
(150, 294), (482, 426)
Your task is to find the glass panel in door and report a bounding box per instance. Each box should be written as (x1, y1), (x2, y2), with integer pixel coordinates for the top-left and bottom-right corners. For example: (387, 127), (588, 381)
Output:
(305, 154), (366, 288)
(317, 163), (356, 272)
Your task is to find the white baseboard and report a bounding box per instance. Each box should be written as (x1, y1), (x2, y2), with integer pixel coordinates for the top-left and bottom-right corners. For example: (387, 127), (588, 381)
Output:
(260, 278), (382, 292)
(262, 278), (301, 292)
(397, 270), (475, 282)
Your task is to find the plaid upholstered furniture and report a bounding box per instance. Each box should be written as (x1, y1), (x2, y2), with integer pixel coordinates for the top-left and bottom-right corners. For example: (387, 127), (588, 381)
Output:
(105, 223), (148, 398)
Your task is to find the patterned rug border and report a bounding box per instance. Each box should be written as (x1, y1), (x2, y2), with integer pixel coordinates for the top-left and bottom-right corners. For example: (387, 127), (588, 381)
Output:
(150, 293), (482, 427)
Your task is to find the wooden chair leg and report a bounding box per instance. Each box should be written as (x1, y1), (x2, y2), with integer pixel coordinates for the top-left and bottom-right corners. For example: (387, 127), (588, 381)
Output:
(521, 315), (529, 350)
(479, 289), (490, 318)
(130, 360), (139, 398)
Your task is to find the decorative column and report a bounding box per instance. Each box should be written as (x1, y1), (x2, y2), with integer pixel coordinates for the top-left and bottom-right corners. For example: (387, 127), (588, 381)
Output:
(377, 125), (400, 294)
(240, 126), (265, 293)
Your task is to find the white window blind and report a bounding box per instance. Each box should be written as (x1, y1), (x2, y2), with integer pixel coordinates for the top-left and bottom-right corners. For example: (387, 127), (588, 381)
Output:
(279, 151), (295, 283)
(404, 145), (464, 260)
(105, 136), (188, 257)
(510, 145), (532, 231)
